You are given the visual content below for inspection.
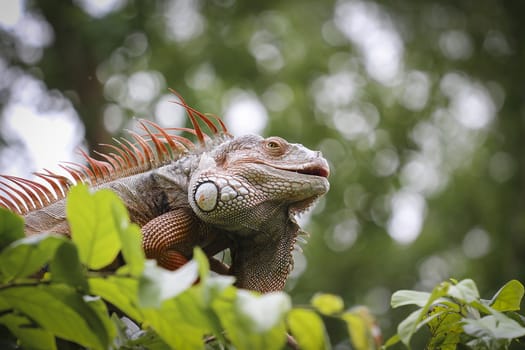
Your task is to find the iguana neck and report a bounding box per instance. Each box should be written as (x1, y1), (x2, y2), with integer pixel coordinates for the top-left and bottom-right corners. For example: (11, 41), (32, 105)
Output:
(229, 211), (298, 292)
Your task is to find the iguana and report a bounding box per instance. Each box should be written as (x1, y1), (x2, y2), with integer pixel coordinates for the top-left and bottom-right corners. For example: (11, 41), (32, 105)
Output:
(0, 92), (330, 292)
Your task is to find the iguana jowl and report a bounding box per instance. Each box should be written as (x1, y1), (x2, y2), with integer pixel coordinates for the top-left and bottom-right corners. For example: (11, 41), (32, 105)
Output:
(0, 94), (330, 292)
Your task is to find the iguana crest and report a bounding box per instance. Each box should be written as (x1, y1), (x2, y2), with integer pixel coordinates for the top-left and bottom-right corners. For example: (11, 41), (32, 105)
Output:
(0, 91), (230, 215)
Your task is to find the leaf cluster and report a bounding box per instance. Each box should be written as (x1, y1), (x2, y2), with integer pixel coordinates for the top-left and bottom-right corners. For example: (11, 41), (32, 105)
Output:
(385, 278), (525, 349)
(0, 185), (378, 350)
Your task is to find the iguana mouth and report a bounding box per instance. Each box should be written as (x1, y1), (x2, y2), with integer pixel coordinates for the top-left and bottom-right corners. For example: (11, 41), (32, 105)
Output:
(296, 164), (330, 178)
(274, 159), (330, 178)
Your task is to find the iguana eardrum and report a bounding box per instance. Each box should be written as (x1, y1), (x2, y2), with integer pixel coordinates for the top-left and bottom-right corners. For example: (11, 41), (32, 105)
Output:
(0, 93), (330, 292)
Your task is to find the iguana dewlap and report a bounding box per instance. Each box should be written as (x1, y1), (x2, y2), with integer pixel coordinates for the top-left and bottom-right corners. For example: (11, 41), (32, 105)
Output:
(0, 93), (330, 293)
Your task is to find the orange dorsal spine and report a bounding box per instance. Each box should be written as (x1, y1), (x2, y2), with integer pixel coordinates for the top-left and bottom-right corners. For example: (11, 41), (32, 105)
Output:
(0, 92), (230, 215)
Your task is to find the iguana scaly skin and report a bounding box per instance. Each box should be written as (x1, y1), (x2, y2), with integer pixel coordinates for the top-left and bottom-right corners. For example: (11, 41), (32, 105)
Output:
(0, 93), (330, 292)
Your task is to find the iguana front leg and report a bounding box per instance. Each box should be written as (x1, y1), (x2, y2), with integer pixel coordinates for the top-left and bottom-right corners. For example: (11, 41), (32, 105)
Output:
(141, 207), (231, 273)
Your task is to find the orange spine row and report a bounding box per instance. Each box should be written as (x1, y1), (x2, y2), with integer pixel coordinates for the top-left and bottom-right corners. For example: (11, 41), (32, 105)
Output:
(0, 93), (229, 215)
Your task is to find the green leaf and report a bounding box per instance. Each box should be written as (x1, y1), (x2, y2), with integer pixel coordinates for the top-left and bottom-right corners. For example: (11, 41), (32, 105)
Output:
(201, 273), (235, 305)
(171, 289), (217, 330)
(344, 306), (380, 350)
(383, 334), (401, 348)
(396, 308), (421, 347)
(49, 240), (88, 291)
(84, 294), (116, 345)
(138, 259), (199, 308)
(0, 234), (66, 281)
(447, 279), (480, 303)
(396, 304), (444, 347)
(145, 314), (204, 349)
(0, 284), (113, 349)
(425, 303), (463, 350)
(111, 201), (144, 276)
(198, 275), (236, 345)
(469, 299), (492, 315)
(214, 289), (290, 350)
(311, 293), (344, 315)
(112, 315), (170, 350)
(136, 255), (220, 348)
(89, 276), (143, 322)
(391, 290), (431, 308)
(235, 290), (291, 333)
(0, 208), (24, 251)
(395, 280), (450, 346)
(287, 308), (327, 350)
(0, 313), (57, 350)
(192, 246), (210, 281)
(343, 312), (371, 350)
(66, 184), (122, 270)
(163, 284), (228, 343)
(463, 311), (525, 340)
(490, 280), (525, 312)
(142, 294), (208, 350)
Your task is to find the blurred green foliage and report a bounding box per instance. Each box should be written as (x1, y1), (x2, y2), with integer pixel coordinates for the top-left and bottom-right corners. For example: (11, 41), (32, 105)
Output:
(0, 187), (380, 349)
(1, 0), (524, 347)
(387, 279), (525, 349)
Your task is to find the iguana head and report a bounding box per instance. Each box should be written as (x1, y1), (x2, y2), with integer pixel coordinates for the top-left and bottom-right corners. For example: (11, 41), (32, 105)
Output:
(187, 134), (329, 291)
(188, 134), (330, 234)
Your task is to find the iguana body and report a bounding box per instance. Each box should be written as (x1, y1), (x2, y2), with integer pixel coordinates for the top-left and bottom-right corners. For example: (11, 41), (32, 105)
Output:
(0, 94), (330, 292)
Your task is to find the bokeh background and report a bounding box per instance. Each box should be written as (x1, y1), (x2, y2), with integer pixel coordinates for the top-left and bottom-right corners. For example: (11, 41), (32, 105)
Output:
(1, 0), (524, 346)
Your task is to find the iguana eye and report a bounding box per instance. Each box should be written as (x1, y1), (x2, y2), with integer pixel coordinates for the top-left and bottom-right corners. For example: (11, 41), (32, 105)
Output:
(264, 137), (287, 156)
